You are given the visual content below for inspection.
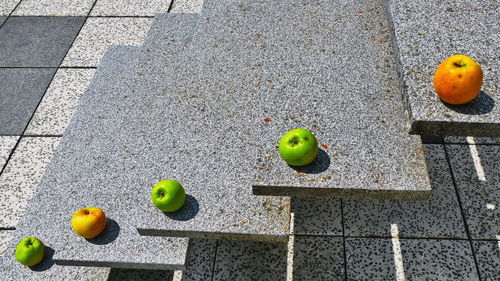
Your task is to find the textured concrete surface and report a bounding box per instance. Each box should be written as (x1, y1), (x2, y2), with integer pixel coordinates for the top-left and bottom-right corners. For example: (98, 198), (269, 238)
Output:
(0, 231), (14, 256)
(446, 144), (499, 240)
(26, 69), (96, 136)
(291, 197), (342, 236)
(90, 0), (172, 16)
(0, 68), (57, 135)
(387, 0), (499, 137)
(177, 239), (217, 281)
(346, 238), (479, 280)
(107, 269), (174, 281)
(0, 17), (85, 67)
(0, 136), (18, 170)
(292, 236), (344, 280)
(473, 241), (500, 281)
(12, 0), (95, 16)
(213, 240), (287, 280)
(62, 18), (152, 67)
(0, 137), (60, 228)
(343, 144), (467, 239)
(0, 0), (20, 15)
(170, 0), (203, 13)
(0, 16), (6, 25)
(252, 0), (430, 199)
(1, 47), (189, 271)
(445, 136), (500, 145)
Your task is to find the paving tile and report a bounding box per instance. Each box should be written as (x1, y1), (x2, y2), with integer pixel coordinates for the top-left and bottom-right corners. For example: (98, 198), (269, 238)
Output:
(291, 197), (342, 236)
(0, 68), (57, 135)
(0, 230), (14, 256)
(346, 238), (479, 281)
(0, 0), (20, 15)
(26, 69), (96, 136)
(343, 144), (467, 239)
(0, 16), (6, 25)
(213, 240), (287, 280)
(0, 137), (60, 228)
(90, 0), (172, 16)
(473, 241), (500, 281)
(291, 236), (344, 280)
(0, 17), (85, 67)
(12, 0), (95, 16)
(170, 0), (203, 13)
(446, 144), (500, 239)
(445, 136), (500, 145)
(0, 136), (18, 170)
(62, 18), (152, 67)
(107, 269), (175, 281)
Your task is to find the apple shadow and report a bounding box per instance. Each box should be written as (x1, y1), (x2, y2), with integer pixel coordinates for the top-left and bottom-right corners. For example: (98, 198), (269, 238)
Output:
(29, 246), (55, 272)
(163, 194), (199, 221)
(86, 219), (120, 245)
(444, 91), (495, 115)
(289, 148), (330, 174)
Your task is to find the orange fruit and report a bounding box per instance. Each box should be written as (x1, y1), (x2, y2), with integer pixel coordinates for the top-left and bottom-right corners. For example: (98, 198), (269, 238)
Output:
(71, 207), (107, 239)
(433, 54), (483, 105)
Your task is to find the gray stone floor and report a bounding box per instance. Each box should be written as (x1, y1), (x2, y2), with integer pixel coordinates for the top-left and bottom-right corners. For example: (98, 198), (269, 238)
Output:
(0, 0), (498, 280)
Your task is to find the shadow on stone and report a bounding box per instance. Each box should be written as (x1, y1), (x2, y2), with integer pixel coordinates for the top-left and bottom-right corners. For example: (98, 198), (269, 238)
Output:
(86, 218), (120, 245)
(29, 246), (55, 272)
(444, 91), (495, 115)
(163, 194), (199, 221)
(289, 148), (330, 174)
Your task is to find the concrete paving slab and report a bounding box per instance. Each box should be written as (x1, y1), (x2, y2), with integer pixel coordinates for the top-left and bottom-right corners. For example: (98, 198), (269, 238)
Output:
(0, 0), (20, 15)
(445, 136), (500, 145)
(473, 241), (500, 281)
(0, 230), (14, 256)
(252, 0), (430, 199)
(176, 239), (217, 281)
(0, 68), (56, 135)
(0, 16), (6, 25)
(291, 197), (342, 236)
(387, 0), (499, 137)
(12, 0), (95, 16)
(90, 0), (172, 16)
(0, 136), (18, 170)
(107, 269), (174, 281)
(213, 240), (287, 280)
(446, 144), (500, 240)
(2, 47), (189, 271)
(26, 69), (96, 136)
(61, 18), (152, 67)
(170, 0), (203, 14)
(346, 238), (479, 281)
(291, 236), (344, 280)
(343, 144), (467, 239)
(0, 137), (60, 228)
(0, 17), (84, 67)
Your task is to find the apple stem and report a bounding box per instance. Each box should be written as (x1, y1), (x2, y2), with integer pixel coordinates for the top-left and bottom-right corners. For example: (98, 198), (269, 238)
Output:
(454, 62), (466, 68)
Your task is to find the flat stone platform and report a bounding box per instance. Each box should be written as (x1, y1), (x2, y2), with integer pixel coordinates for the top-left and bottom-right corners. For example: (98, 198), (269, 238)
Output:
(387, 0), (499, 137)
(252, 0), (431, 199)
(0, 46), (189, 276)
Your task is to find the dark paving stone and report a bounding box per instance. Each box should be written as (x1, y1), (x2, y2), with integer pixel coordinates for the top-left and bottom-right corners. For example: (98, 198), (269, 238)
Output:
(473, 241), (500, 281)
(388, 0), (499, 136)
(292, 236), (344, 280)
(0, 68), (56, 135)
(0, 16), (6, 26)
(0, 17), (85, 67)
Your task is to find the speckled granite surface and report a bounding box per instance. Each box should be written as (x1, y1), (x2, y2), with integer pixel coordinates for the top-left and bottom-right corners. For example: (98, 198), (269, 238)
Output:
(252, 0), (430, 199)
(387, 0), (499, 137)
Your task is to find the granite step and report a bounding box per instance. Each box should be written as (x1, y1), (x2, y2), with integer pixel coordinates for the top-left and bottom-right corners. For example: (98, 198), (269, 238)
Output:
(0, 46), (189, 278)
(247, 0), (431, 199)
(386, 0), (499, 137)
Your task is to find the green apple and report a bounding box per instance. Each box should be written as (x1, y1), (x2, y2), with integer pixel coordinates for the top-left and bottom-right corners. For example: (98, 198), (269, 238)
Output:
(279, 128), (318, 166)
(151, 180), (186, 212)
(15, 237), (45, 266)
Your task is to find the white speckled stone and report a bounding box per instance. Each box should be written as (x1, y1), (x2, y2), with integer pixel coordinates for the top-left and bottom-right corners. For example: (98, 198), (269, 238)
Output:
(387, 0), (499, 136)
(0, 0), (20, 15)
(0, 136), (18, 170)
(291, 197), (342, 236)
(346, 238), (479, 281)
(473, 241), (500, 281)
(291, 236), (344, 280)
(26, 69), (96, 136)
(446, 144), (500, 240)
(61, 18), (152, 67)
(12, 0), (95, 16)
(170, 0), (203, 13)
(343, 144), (467, 239)
(213, 240), (287, 280)
(0, 231), (14, 257)
(90, 0), (172, 16)
(0, 137), (60, 228)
